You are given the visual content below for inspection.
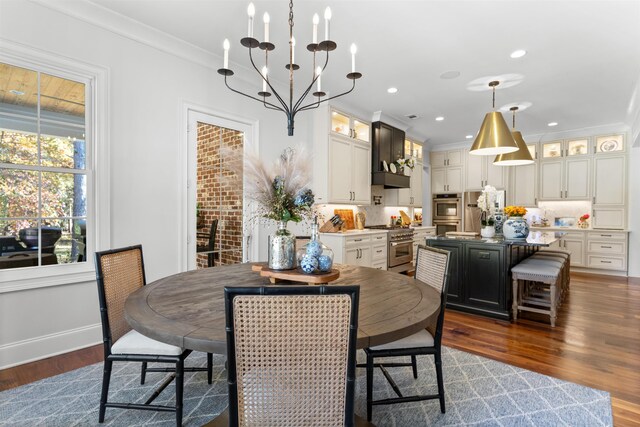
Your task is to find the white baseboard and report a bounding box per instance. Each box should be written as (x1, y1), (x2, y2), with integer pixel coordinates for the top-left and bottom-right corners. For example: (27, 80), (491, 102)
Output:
(0, 323), (102, 370)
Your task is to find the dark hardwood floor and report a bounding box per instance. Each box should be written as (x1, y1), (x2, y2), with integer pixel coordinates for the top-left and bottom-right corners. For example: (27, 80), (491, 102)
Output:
(1, 272), (638, 425)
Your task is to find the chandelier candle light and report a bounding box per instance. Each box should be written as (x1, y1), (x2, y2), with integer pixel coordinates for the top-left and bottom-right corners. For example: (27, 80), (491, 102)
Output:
(218, 1), (363, 136)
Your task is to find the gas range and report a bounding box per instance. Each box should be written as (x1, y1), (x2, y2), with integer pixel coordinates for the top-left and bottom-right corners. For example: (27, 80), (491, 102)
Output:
(365, 225), (414, 242)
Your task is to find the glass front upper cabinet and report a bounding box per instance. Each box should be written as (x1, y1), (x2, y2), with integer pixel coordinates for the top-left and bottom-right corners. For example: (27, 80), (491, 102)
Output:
(542, 139), (590, 158)
(330, 111), (350, 138)
(352, 119), (369, 142)
(330, 109), (370, 142)
(542, 141), (563, 159)
(595, 134), (624, 153)
(404, 139), (423, 160)
(566, 138), (589, 156)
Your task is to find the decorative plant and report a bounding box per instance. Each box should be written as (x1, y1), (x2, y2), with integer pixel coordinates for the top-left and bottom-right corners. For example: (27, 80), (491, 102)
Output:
(504, 206), (528, 217)
(395, 157), (416, 170)
(579, 213), (590, 223)
(477, 185), (497, 226)
(244, 146), (315, 224)
(480, 211), (495, 227)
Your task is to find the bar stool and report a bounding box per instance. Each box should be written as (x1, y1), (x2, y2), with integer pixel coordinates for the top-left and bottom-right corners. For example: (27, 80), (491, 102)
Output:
(512, 256), (564, 327)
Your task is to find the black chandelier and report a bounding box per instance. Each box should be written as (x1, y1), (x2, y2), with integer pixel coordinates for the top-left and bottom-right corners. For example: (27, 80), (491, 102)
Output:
(217, 1), (362, 136)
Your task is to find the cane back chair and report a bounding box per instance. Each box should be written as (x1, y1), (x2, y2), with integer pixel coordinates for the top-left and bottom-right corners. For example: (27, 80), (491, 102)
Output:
(95, 245), (213, 426)
(361, 245), (451, 422)
(220, 285), (360, 427)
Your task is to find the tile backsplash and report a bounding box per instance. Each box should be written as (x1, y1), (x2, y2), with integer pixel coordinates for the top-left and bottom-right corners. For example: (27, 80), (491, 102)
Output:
(317, 185), (421, 227)
(532, 201), (592, 226)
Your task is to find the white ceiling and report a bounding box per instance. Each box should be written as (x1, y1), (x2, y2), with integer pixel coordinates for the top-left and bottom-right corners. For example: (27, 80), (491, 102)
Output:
(88, 0), (640, 144)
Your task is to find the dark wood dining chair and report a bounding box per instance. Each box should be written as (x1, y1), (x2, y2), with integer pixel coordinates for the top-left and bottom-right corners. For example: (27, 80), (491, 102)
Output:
(207, 285), (361, 426)
(197, 219), (218, 267)
(360, 245), (451, 422)
(94, 245), (213, 426)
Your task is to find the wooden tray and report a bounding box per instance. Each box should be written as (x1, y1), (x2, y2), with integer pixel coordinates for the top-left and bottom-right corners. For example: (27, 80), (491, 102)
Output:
(334, 209), (355, 230)
(252, 263), (340, 285)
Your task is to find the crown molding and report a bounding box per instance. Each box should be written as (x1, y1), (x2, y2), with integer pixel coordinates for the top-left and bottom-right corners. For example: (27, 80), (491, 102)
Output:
(29, 0), (217, 69)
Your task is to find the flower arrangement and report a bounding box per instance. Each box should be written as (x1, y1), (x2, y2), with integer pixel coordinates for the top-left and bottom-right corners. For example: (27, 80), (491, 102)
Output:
(504, 206), (527, 217)
(578, 213), (590, 229)
(244, 147), (315, 224)
(477, 185), (497, 226)
(395, 157), (416, 170)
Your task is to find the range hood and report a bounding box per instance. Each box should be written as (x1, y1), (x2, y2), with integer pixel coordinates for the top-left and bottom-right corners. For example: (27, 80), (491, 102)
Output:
(371, 121), (410, 189)
(372, 171), (410, 188)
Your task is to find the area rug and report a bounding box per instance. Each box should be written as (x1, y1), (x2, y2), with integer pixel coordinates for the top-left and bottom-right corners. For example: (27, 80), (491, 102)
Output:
(0, 347), (612, 426)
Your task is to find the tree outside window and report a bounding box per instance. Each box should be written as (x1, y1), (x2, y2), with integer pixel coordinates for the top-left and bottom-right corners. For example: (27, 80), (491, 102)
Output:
(0, 62), (88, 269)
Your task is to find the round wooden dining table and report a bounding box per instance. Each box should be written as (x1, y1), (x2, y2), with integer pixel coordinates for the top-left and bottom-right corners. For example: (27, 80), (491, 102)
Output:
(125, 263), (441, 353)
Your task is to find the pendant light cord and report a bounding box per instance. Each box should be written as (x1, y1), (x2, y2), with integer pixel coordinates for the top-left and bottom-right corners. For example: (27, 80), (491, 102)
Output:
(288, 0), (294, 111)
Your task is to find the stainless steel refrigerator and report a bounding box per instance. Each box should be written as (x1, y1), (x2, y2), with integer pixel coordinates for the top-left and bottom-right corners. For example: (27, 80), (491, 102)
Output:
(463, 191), (506, 233)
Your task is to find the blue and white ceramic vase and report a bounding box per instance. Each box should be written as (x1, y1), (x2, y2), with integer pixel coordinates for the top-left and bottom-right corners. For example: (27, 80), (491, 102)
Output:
(503, 216), (529, 240)
(296, 219), (334, 274)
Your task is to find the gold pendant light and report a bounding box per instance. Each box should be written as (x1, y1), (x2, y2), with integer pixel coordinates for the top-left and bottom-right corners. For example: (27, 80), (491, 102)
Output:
(469, 81), (518, 156)
(494, 106), (535, 166)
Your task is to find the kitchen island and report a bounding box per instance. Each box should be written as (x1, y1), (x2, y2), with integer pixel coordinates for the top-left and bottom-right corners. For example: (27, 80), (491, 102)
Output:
(426, 231), (561, 320)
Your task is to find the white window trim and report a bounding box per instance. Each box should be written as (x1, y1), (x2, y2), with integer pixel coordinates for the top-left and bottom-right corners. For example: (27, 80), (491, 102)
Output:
(0, 39), (110, 294)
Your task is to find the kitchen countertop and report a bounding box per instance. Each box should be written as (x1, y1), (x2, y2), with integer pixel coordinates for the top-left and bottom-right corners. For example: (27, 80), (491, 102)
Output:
(530, 226), (629, 232)
(320, 229), (389, 236)
(410, 225), (436, 231)
(428, 230), (562, 247)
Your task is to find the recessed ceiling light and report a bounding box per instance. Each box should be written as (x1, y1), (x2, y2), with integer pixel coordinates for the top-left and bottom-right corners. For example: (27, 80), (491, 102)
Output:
(387, 87), (398, 94)
(9, 89), (25, 96)
(435, 116), (444, 121)
(548, 122), (558, 127)
(440, 71), (461, 80)
(510, 49), (527, 59)
(465, 135), (473, 139)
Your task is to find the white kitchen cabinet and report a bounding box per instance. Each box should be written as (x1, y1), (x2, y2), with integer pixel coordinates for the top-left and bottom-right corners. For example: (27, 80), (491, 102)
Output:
(385, 161), (423, 207)
(586, 230), (628, 271)
(324, 136), (371, 204)
(463, 149), (505, 190)
(591, 208), (626, 229)
(431, 149), (463, 168)
(593, 155), (625, 205)
(432, 166), (463, 194)
(507, 144), (537, 207)
(562, 233), (586, 267)
(321, 231), (387, 270)
(330, 108), (370, 143)
(313, 104), (371, 205)
(345, 246), (371, 266)
(539, 157), (590, 200)
(542, 138), (591, 159)
(411, 227), (436, 266)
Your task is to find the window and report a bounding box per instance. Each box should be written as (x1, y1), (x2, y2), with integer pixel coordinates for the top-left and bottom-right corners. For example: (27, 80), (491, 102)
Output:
(0, 62), (90, 273)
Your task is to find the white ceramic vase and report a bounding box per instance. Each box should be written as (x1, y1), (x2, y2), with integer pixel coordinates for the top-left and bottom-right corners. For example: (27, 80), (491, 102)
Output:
(481, 225), (495, 238)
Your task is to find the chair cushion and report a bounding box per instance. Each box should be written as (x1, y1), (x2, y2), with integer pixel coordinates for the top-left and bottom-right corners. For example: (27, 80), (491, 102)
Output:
(370, 329), (434, 351)
(111, 329), (183, 356)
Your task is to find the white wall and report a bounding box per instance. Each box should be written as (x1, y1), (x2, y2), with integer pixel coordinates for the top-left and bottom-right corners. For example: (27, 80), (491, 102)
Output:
(0, 1), (312, 368)
(628, 147), (640, 278)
